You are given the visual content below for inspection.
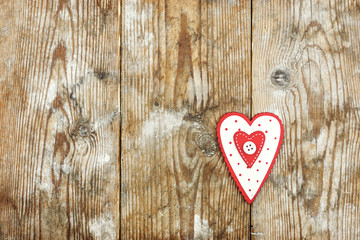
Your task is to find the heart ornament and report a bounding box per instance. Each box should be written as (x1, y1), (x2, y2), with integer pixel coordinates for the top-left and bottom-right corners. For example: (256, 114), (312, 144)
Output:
(217, 112), (284, 203)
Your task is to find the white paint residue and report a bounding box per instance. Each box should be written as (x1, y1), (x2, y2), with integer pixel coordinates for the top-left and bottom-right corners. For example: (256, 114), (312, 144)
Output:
(143, 31), (154, 50)
(30, 78), (57, 110)
(142, 109), (186, 138)
(194, 214), (213, 240)
(37, 182), (53, 195)
(37, 179), (53, 196)
(124, 0), (137, 28)
(36, 157), (54, 196)
(317, 126), (328, 144)
(124, 1), (154, 75)
(227, 0), (239, 6)
(124, 1), (153, 29)
(45, 80), (58, 108)
(343, 41), (351, 48)
(61, 164), (71, 175)
(93, 109), (119, 131)
(99, 154), (111, 164)
(89, 215), (116, 240)
(52, 162), (61, 180)
(227, 226), (234, 233)
(251, 232), (264, 236)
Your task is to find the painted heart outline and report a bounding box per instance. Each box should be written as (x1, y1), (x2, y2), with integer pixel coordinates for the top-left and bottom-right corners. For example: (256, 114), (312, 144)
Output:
(217, 112), (284, 204)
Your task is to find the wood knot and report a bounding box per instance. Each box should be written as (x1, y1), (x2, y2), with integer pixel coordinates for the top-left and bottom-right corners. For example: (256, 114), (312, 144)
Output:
(94, 69), (109, 81)
(183, 113), (202, 123)
(270, 69), (291, 87)
(78, 125), (90, 137)
(70, 118), (95, 139)
(196, 134), (217, 157)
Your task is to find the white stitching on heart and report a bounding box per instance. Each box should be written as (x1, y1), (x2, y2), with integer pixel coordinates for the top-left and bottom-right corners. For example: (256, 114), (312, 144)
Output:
(234, 132), (265, 168)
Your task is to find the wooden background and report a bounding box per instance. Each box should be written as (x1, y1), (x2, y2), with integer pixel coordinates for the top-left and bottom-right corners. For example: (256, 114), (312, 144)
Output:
(0, 0), (360, 239)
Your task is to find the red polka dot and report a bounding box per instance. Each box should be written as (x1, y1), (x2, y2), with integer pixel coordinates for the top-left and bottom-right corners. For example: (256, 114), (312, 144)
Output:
(265, 131), (268, 133)
(274, 137), (277, 140)
(225, 128), (228, 131)
(249, 189), (251, 191)
(238, 128), (241, 131)
(258, 124), (261, 126)
(257, 169), (259, 171)
(269, 119), (272, 122)
(259, 160), (261, 163)
(248, 179), (250, 181)
(239, 174), (241, 176)
(229, 142), (232, 144)
(267, 148), (269, 150)
(238, 163), (240, 165)
(257, 180), (259, 182)
(230, 154), (232, 156)
(235, 120), (237, 123)
(266, 162), (268, 164)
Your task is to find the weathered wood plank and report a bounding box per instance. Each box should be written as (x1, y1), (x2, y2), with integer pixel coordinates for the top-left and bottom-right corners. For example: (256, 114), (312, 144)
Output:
(121, 0), (252, 238)
(251, 0), (360, 239)
(0, 1), (120, 239)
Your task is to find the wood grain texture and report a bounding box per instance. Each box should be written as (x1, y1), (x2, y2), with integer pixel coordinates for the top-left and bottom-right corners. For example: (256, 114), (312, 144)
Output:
(2, 0), (360, 239)
(0, 0), (120, 239)
(251, 0), (360, 239)
(120, 0), (252, 238)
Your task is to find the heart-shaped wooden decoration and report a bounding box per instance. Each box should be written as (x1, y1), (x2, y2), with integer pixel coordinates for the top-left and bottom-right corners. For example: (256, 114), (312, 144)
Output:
(217, 112), (284, 204)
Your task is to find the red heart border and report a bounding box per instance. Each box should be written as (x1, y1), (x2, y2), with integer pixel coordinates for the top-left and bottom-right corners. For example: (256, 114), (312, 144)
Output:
(217, 112), (284, 204)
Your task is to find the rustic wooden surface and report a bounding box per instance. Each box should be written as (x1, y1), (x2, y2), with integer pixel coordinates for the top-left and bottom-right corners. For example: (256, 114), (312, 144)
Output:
(251, 0), (360, 239)
(0, 0), (120, 239)
(120, 0), (252, 239)
(1, 0), (360, 239)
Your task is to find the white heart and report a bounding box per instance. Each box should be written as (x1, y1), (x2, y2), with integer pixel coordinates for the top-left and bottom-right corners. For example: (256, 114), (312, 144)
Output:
(217, 112), (284, 203)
